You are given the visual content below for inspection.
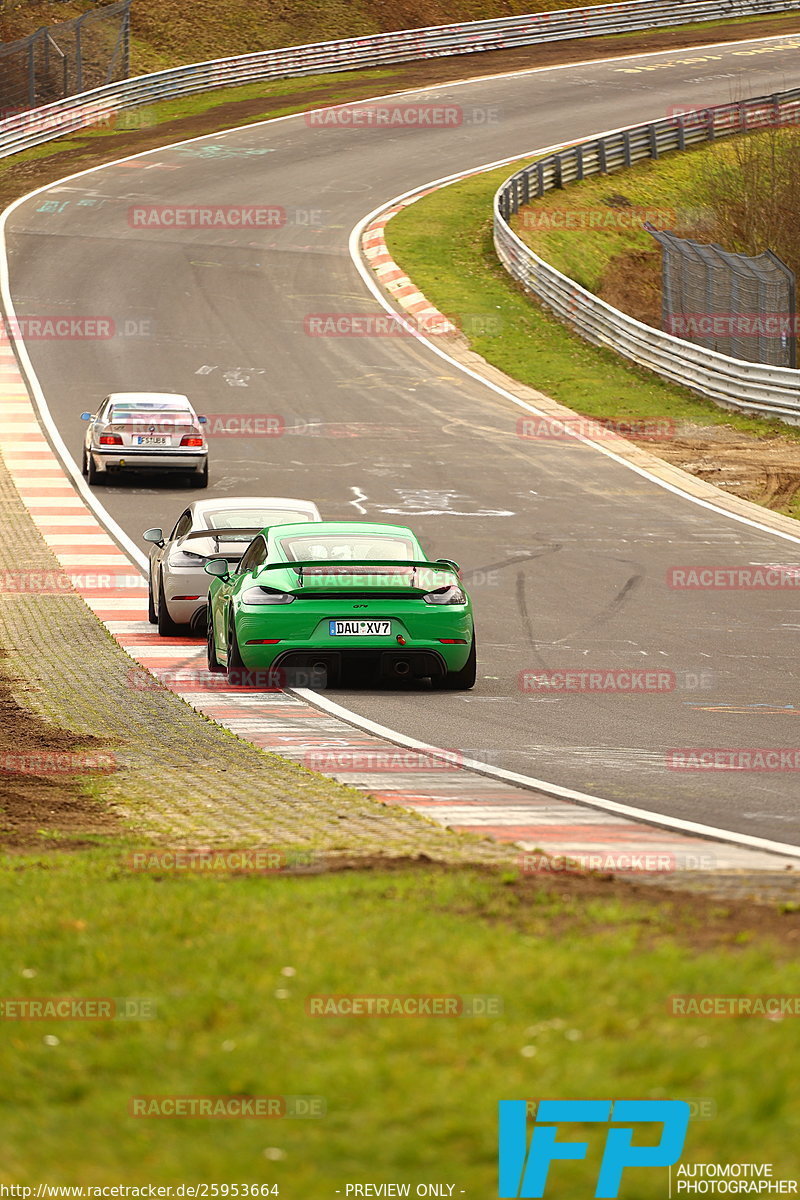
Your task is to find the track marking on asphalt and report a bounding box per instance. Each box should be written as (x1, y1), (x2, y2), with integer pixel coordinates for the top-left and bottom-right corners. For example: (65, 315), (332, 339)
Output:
(349, 487), (368, 513)
(2, 31), (800, 864)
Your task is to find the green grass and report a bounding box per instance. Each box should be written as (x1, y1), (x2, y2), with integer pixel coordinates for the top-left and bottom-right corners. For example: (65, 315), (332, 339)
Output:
(0, 67), (404, 177)
(115, 67), (400, 129)
(512, 136), (740, 294)
(385, 158), (800, 447)
(1, 853), (799, 1186)
(4, 0), (800, 76)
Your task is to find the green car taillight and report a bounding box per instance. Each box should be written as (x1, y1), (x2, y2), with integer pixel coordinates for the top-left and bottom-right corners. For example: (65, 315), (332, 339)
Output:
(423, 585), (467, 605)
(242, 587), (296, 605)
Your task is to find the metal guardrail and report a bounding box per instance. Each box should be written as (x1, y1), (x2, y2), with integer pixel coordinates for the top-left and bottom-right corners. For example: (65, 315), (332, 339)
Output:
(494, 91), (800, 422)
(1, 0), (800, 158)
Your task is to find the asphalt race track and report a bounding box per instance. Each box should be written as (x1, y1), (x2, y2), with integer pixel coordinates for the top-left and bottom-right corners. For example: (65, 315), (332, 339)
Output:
(5, 33), (800, 843)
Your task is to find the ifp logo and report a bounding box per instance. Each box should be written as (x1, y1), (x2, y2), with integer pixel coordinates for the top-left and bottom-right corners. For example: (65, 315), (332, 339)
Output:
(498, 1099), (690, 1198)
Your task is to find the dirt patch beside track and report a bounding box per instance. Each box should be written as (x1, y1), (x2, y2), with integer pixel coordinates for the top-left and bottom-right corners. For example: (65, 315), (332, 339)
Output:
(630, 422), (800, 511)
(0, 667), (121, 851)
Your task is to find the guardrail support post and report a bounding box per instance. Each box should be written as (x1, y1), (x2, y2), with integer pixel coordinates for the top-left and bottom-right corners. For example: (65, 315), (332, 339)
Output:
(648, 125), (659, 159)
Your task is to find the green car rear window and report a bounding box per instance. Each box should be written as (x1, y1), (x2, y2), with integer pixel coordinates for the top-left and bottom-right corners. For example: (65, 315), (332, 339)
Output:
(278, 534), (416, 561)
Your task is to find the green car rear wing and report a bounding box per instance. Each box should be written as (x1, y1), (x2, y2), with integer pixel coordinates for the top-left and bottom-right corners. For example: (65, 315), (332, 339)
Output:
(255, 559), (461, 591)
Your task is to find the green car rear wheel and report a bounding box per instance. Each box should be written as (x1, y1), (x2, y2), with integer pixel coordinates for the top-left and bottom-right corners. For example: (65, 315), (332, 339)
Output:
(226, 612), (245, 684)
(436, 635), (476, 691)
(207, 606), (225, 673)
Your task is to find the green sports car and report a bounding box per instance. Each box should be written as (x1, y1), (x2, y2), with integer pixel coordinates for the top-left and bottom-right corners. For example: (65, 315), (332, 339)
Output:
(204, 521), (476, 690)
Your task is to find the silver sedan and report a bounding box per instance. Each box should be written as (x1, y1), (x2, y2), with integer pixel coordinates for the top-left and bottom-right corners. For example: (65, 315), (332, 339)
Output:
(81, 392), (209, 487)
(144, 497), (322, 635)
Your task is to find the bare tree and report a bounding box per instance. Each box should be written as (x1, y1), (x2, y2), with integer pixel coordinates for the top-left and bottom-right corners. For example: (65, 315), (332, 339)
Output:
(697, 123), (800, 279)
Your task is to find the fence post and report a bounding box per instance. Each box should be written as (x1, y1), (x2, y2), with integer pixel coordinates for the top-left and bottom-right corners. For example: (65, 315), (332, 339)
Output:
(75, 17), (83, 94)
(27, 38), (36, 107)
(648, 124), (658, 159)
(765, 249), (798, 369)
(122, 3), (131, 79)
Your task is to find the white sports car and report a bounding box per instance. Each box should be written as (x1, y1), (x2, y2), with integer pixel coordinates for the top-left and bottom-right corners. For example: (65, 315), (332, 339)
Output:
(144, 497), (322, 635)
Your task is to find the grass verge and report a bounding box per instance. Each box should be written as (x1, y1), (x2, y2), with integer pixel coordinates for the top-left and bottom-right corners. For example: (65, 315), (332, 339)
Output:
(1, 852), (799, 1184)
(2, 3), (799, 76)
(386, 161), (800, 438)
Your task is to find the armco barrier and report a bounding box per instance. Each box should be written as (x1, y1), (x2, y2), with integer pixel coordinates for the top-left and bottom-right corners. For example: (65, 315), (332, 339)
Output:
(1, 0), (800, 159)
(494, 91), (800, 421)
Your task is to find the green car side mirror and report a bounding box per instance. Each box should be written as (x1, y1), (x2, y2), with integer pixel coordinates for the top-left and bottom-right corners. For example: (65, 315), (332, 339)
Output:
(204, 558), (230, 580)
(143, 527), (164, 546)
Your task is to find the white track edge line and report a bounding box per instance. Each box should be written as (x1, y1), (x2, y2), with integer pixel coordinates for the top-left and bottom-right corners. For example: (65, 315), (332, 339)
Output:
(294, 688), (800, 859)
(1, 35), (799, 861)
